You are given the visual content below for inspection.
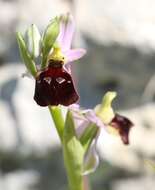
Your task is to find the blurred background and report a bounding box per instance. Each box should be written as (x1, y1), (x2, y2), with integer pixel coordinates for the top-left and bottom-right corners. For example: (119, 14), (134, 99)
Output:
(0, 0), (155, 189)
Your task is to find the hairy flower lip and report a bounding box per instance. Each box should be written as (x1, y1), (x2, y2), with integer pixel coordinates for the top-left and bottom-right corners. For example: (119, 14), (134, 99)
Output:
(34, 61), (79, 107)
(110, 113), (134, 145)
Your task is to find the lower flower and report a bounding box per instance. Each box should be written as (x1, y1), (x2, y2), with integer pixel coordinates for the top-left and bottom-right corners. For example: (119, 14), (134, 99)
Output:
(95, 91), (134, 145)
(68, 91), (134, 174)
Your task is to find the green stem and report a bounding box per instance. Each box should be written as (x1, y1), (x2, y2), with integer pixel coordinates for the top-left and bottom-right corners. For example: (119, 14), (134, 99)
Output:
(48, 107), (86, 190)
(66, 173), (84, 190)
(48, 106), (64, 142)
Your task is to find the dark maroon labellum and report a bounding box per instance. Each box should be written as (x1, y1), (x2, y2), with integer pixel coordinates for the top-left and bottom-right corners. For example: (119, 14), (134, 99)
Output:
(34, 60), (79, 106)
(110, 113), (134, 145)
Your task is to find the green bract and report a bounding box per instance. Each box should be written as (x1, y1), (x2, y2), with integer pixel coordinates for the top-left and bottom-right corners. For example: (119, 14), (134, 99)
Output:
(26, 24), (41, 59)
(41, 17), (60, 69)
(63, 111), (84, 190)
(16, 32), (37, 77)
(16, 17), (60, 78)
(80, 124), (98, 151)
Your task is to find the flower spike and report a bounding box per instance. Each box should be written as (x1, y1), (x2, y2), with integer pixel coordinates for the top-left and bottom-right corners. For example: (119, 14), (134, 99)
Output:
(17, 14), (134, 186)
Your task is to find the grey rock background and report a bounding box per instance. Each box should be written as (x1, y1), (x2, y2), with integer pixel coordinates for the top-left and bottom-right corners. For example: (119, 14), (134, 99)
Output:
(0, 0), (155, 190)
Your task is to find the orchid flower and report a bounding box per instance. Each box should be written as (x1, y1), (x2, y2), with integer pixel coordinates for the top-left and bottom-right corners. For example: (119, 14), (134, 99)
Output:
(95, 91), (134, 145)
(33, 14), (86, 107)
(68, 104), (104, 175)
(17, 14), (86, 107)
(69, 92), (134, 174)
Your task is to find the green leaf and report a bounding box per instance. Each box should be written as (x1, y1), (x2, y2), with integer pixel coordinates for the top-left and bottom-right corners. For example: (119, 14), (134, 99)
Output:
(63, 111), (84, 190)
(26, 24), (41, 59)
(41, 17), (60, 69)
(16, 32), (37, 77)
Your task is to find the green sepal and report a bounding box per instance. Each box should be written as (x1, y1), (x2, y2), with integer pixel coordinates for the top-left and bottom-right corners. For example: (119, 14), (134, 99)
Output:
(63, 111), (84, 190)
(80, 124), (98, 151)
(26, 24), (41, 59)
(16, 32), (37, 77)
(41, 17), (60, 69)
(80, 124), (99, 175)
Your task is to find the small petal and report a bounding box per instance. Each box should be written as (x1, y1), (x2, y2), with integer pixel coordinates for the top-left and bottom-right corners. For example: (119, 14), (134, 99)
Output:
(69, 103), (80, 110)
(110, 113), (134, 145)
(83, 110), (105, 129)
(69, 107), (90, 137)
(63, 49), (86, 63)
(70, 107), (104, 137)
(57, 13), (75, 51)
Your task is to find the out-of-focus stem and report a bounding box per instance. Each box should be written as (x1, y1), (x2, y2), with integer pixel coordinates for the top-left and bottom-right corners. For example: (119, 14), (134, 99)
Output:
(49, 106), (91, 190)
(66, 176), (90, 190)
(83, 176), (90, 190)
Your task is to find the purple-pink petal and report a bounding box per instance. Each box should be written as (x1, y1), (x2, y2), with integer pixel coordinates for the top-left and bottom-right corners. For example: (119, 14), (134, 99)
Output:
(64, 49), (86, 63)
(69, 105), (90, 137)
(57, 13), (75, 51)
(69, 105), (104, 138)
(83, 110), (105, 129)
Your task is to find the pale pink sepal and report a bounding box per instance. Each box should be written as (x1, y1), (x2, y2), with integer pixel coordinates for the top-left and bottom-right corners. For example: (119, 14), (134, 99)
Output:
(57, 13), (75, 51)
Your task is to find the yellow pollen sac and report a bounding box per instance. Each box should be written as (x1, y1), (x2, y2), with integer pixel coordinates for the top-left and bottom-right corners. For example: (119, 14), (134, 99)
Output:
(48, 47), (65, 63)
